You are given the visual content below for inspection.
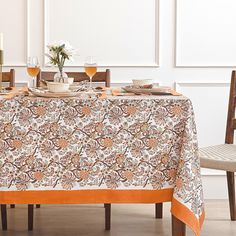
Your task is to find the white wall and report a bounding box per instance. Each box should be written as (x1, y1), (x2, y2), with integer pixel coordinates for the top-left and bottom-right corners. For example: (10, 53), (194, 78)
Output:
(1, 0), (235, 199)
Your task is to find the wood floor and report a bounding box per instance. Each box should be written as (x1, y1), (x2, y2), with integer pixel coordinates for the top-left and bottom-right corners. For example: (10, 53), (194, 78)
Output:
(1, 200), (236, 236)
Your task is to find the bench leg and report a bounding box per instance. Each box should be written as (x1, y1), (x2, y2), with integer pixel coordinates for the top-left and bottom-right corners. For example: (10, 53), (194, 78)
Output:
(36, 204), (40, 209)
(172, 215), (186, 236)
(28, 204), (34, 231)
(1, 205), (7, 230)
(104, 203), (111, 230)
(227, 171), (236, 220)
(155, 203), (163, 219)
(10, 204), (15, 208)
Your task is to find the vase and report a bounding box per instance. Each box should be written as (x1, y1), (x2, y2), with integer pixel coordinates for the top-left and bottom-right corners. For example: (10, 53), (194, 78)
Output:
(54, 69), (68, 83)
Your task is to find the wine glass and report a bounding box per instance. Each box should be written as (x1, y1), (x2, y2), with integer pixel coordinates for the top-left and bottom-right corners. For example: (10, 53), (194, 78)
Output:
(27, 57), (40, 88)
(84, 57), (97, 90)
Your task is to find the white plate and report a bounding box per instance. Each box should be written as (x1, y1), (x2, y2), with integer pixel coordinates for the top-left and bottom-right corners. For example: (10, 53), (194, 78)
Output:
(29, 88), (101, 98)
(122, 86), (173, 95)
(29, 88), (79, 98)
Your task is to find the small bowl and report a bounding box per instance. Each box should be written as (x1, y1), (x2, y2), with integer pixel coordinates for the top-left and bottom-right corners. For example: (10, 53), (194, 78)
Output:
(65, 77), (74, 85)
(132, 79), (153, 87)
(47, 82), (70, 93)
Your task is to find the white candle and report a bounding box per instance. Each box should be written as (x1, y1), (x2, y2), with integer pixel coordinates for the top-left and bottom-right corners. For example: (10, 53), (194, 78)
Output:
(0, 33), (3, 50)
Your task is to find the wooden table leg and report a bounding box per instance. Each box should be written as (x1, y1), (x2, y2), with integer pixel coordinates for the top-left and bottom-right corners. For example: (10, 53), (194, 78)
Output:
(1, 205), (7, 230)
(172, 215), (186, 236)
(155, 203), (163, 219)
(104, 203), (111, 230)
(28, 204), (34, 231)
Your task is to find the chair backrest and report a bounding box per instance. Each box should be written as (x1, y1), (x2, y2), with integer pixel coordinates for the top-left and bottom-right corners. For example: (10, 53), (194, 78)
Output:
(1, 69), (15, 87)
(36, 69), (111, 87)
(225, 71), (236, 144)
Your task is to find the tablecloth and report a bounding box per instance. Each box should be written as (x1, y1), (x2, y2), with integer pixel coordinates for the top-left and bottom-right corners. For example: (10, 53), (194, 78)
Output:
(0, 95), (204, 235)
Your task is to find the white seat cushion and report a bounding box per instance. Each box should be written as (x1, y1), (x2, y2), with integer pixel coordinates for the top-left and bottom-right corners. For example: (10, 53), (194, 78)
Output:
(199, 144), (236, 172)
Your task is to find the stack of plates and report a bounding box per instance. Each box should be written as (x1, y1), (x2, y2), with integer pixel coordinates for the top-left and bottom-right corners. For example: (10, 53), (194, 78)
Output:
(122, 86), (173, 95)
(29, 88), (102, 98)
(29, 88), (79, 98)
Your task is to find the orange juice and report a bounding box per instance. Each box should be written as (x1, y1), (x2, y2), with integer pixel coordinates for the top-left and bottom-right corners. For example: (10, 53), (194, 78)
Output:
(27, 67), (40, 77)
(85, 66), (97, 78)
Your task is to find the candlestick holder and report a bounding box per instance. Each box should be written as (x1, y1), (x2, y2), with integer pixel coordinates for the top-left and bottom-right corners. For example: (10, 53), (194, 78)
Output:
(0, 50), (3, 91)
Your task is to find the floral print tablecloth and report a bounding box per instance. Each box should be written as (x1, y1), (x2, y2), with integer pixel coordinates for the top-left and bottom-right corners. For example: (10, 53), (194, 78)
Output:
(0, 95), (204, 235)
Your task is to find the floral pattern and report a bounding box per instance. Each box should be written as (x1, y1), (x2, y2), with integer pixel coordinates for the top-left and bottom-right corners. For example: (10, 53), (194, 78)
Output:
(0, 95), (204, 220)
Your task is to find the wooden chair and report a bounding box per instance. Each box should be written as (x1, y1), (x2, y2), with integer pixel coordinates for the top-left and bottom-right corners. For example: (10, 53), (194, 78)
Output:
(36, 69), (110, 87)
(1, 69), (15, 230)
(199, 70), (236, 220)
(1, 69), (15, 87)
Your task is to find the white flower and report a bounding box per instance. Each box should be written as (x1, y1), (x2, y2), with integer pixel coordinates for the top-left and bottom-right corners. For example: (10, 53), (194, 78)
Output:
(45, 41), (78, 68)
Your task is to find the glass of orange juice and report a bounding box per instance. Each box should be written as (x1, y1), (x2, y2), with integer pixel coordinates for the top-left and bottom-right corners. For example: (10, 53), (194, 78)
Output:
(27, 56), (40, 88)
(84, 57), (97, 90)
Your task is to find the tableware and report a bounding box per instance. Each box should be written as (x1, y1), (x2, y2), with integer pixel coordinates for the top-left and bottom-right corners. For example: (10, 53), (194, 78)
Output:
(39, 79), (48, 87)
(132, 79), (153, 88)
(0, 87), (13, 95)
(69, 81), (89, 91)
(47, 82), (70, 93)
(0, 91), (9, 95)
(84, 56), (97, 90)
(29, 88), (77, 98)
(27, 57), (40, 88)
(123, 86), (174, 95)
(66, 77), (74, 84)
(29, 87), (101, 98)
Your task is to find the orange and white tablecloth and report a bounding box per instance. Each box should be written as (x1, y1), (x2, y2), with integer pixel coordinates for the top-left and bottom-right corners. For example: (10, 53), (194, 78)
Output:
(0, 95), (204, 235)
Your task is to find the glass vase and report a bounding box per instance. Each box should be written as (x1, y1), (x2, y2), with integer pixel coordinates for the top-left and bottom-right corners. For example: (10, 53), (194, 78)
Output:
(54, 69), (68, 83)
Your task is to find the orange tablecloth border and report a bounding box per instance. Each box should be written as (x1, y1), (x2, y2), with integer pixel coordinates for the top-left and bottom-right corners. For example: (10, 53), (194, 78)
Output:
(0, 189), (203, 236)
(171, 198), (205, 236)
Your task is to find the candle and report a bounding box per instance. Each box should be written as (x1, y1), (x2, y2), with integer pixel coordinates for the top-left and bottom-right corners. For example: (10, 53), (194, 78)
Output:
(0, 33), (3, 50)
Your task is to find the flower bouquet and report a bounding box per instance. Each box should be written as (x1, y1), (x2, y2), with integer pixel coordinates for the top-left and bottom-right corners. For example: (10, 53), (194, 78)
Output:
(45, 42), (76, 83)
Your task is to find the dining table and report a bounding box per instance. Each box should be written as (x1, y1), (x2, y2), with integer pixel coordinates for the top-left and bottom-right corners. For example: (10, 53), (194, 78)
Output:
(0, 89), (205, 236)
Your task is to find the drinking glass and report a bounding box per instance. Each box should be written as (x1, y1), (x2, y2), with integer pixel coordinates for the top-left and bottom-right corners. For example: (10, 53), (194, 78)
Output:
(84, 57), (97, 90)
(27, 57), (40, 88)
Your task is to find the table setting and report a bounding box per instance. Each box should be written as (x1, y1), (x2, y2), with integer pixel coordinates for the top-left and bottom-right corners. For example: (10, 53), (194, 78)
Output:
(0, 39), (204, 236)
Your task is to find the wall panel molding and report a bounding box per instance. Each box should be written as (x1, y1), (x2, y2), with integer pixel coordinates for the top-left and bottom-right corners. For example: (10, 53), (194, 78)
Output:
(1, 0), (29, 67)
(175, 81), (230, 91)
(175, 0), (236, 68)
(43, 0), (160, 67)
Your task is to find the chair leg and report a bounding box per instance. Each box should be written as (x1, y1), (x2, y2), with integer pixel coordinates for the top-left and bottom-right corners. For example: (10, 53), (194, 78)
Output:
(1, 205), (7, 230)
(28, 204), (34, 231)
(155, 203), (163, 219)
(226, 171), (236, 220)
(104, 203), (111, 230)
(36, 204), (40, 208)
(10, 204), (15, 208)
